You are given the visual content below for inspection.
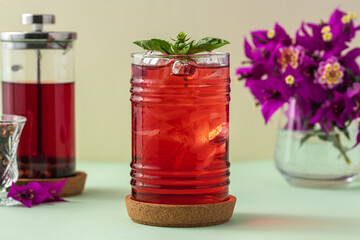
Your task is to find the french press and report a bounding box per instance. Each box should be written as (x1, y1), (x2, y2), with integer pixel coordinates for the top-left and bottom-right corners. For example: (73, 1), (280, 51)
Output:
(0, 14), (76, 179)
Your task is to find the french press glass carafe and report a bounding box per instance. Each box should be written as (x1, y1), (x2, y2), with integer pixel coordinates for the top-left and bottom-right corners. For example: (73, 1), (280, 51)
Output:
(0, 14), (76, 178)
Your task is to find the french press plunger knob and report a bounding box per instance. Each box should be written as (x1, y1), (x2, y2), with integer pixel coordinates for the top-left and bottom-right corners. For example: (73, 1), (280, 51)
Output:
(21, 14), (55, 32)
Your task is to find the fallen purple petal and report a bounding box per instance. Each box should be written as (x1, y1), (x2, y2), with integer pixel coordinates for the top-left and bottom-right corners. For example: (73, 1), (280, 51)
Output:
(6, 179), (67, 207)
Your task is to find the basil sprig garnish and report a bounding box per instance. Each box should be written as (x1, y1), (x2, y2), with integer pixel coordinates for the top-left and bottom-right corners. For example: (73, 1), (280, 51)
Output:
(133, 32), (229, 55)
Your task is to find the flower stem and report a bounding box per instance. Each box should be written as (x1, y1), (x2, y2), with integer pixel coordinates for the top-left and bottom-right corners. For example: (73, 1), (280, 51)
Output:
(331, 133), (351, 165)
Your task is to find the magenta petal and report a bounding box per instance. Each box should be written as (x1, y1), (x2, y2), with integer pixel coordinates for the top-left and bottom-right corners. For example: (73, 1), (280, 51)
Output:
(7, 182), (51, 207)
(26, 182), (52, 204)
(7, 182), (34, 198)
(328, 8), (345, 26)
(244, 37), (253, 59)
(274, 23), (291, 44)
(308, 105), (326, 124)
(251, 30), (268, 47)
(39, 179), (67, 197)
(22, 199), (34, 208)
(261, 99), (285, 124)
(354, 124), (360, 148)
(40, 179), (67, 203)
(274, 23), (287, 37)
(346, 83), (360, 98)
(7, 182), (20, 199)
(343, 48), (360, 75)
(32, 190), (52, 204)
(295, 23), (323, 52)
(236, 66), (251, 76)
(323, 41), (348, 58)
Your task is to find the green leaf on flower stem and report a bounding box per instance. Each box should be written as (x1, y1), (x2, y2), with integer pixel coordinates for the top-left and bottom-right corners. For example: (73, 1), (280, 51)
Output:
(331, 133), (351, 165)
(338, 127), (351, 140)
(317, 133), (332, 141)
(300, 130), (334, 147)
(5, 186), (10, 192)
(300, 133), (316, 147)
(300, 128), (352, 164)
(133, 32), (229, 55)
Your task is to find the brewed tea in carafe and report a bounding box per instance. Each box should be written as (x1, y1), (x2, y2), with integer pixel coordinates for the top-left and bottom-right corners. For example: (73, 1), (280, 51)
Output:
(0, 14), (77, 178)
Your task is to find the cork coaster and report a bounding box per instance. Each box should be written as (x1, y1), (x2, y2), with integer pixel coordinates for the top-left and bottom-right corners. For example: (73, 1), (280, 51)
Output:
(16, 171), (87, 197)
(125, 195), (236, 227)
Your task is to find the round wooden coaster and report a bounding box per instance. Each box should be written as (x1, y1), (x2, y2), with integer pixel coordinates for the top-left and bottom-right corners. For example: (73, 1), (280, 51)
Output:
(16, 171), (87, 197)
(125, 195), (236, 227)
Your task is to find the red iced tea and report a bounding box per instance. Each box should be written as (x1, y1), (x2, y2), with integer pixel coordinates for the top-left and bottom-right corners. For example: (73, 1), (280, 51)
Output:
(2, 82), (75, 178)
(130, 54), (230, 204)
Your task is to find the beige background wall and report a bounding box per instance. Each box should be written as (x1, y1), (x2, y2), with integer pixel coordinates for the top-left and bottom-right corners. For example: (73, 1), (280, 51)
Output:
(0, 0), (359, 162)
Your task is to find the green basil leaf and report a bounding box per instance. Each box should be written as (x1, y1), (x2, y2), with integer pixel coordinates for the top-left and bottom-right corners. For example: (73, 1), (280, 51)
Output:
(133, 39), (174, 55)
(187, 37), (229, 54)
(317, 133), (332, 141)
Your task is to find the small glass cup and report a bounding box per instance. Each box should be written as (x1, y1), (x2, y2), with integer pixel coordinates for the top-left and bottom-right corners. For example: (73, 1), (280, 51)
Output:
(0, 115), (26, 206)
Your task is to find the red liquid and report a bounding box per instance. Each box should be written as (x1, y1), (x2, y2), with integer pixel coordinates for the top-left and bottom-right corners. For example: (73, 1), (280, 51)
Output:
(130, 60), (231, 204)
(2, 82), (75, 178)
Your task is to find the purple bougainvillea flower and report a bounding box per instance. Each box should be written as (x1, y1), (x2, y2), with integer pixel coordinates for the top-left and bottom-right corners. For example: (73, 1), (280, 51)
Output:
(7, 180), (67, 208)
(251, 30), (268, 48)
(314, 57), (345, 89)
(236, 66), (252, 77)
(345, 83), (360, 147)
(345, 83), (360, 122)
(342, 48), (360, 76)
(247, 77), (287, 123)
(328, 9), (344, 26)
(295, 22), (323, 53)
(237, 7), (360, 139)
(274, 23), (292, 45)
(40, 179), (67, 202)
(308, 82), (330, 103)
(249, 23), (292, 60)
(243, 38), (263, 61)
(296, 9), (360, 59)
(309, 91), (351, 129)
(277, 45), (305, 72)
(356, 124), (360, 148)
(278, 65), (308, 99)
(301, 54), (320, 72)
(7, 182), (52, 208)
(329, 9), (359, 42)
(261, 98), (285, 124)
(346, 82), (360, 98)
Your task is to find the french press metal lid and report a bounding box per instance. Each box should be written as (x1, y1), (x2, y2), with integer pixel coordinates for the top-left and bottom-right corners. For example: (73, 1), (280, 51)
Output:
(0, 14), (76, 49)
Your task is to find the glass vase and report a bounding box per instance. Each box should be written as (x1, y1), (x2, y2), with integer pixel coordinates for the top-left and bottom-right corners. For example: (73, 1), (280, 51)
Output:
(275, 98), (360, 188)
(130, 52), (230, 204)
(0, 115), (26, 206)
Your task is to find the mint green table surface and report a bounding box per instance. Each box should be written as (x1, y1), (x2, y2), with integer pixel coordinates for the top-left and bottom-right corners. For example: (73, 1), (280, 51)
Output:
(2, 160), (360, 240)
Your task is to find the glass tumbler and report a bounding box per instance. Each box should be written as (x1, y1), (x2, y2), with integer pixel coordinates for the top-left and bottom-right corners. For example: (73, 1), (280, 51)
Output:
(130, 52), (231, 204)
(0, 115), (26, 206)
